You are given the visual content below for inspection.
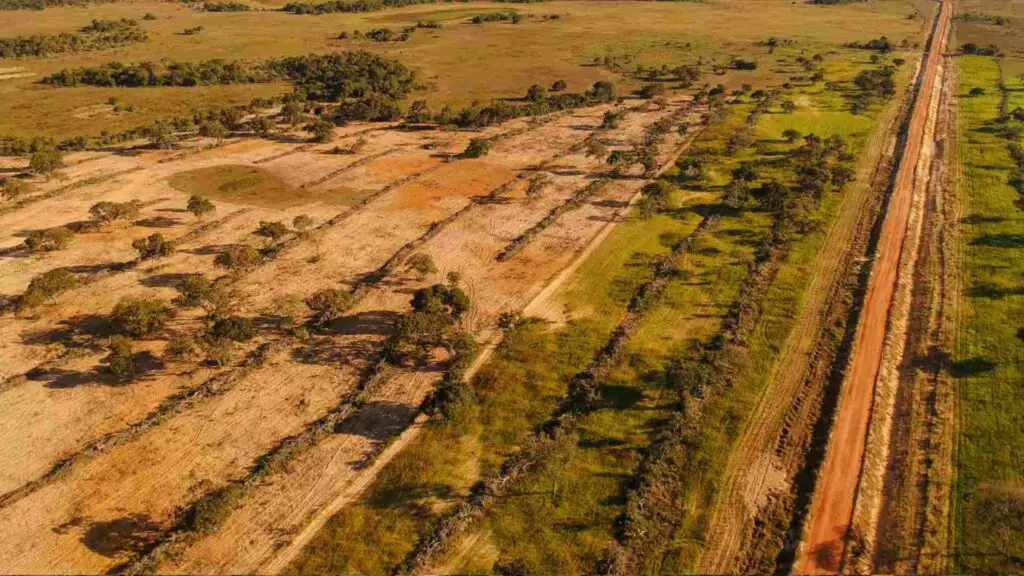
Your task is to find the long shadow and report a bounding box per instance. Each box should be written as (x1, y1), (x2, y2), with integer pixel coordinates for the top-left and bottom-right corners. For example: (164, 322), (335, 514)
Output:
(970, 233), (1024, 248)
(949, 356), (997, 378)
(961, 214), (1006, 225)
(328, 310), (402, 336)
(138, 273), (196, 289)
(967, 282), (1024, 299)
(290, 335), (378, 366)
(80, 514), (162, 558)
(134, 216), (180, 228)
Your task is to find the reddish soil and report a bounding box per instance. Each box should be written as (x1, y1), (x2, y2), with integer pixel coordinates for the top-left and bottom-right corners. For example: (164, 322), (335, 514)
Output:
(797, 1), (953, 572)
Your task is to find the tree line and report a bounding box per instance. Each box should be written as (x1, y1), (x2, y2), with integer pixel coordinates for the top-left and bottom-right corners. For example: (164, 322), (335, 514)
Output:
(0, 18), (146, 59)
(282, 0), (433, 15)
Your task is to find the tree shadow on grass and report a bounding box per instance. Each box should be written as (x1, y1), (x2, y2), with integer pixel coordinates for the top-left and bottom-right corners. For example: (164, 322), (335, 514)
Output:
(970, 234), (1024, 248)
(967, 282), (1024, 299)
(80, 514), (162, 558)
(949, 357), (997, 378)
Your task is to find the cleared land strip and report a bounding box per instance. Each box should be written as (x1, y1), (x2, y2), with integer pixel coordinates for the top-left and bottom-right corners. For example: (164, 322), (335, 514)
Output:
(299, 147), (402, 189)
(0, 166), (143, 217)
(795, 0), (953, 572)
(694, 53), (913, 573)
(150, 100), (700, 575)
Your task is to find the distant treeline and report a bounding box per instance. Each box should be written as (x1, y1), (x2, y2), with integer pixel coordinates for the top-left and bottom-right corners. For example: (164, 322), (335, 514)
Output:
(0, 0), (87, 10)
(955, 12), (1007, 25)
(808, 0), (866, 4)
(198, 1), (251, 11)
(283, 0), (435, 14)
(41, 52), (417, 102)
(0, 18), (146, 58)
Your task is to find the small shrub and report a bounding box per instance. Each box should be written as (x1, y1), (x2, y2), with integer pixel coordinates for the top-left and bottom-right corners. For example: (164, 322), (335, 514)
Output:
(551, 79), (567, 92)
(186, 483), (245, 534)
(20, 268), (78, 309)
(28, 149), (64, 178)
(89, 199), (141, 225)
(132, 233), (175, 260)
(461, 138), (490, 159)
(969, 87), (986, 97)
(187, 195), (216, 219)
(107, 335), (136, 381)
(256, 220), (290, 242)
(214, 245), (262, 274)
(164, 332), (197, 363)
(1, 178), (31, 201)
(405, 253), (437, 279)
(24, 226), (73, 252)
(209, 316), (255, 342)
(305, 288), (355, 327)
(111, 296), (173, 337)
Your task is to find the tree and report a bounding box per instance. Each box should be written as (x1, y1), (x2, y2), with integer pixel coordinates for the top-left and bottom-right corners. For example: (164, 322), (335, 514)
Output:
(249, 116), (274, 138)
(461, 138), (490, 159)
(28, 149), (64, 180)
(782, 128), (802, 143)
(24, 226), (73, 252)
(173, 274), (213, 309)
(405, 99), (431, 124)
(969, 87), (986, 97)
(601, 110), (624, 129)
(306, 119), (335, 143)
(132, 233), (175, 260)
(214, 245), (262, 274)
(406, 253), (437, 280)
(551, 79), (567, 92)
(1, 178), (31, 201)
(107, 335), (136, 382)
(187, 195), (216, 220)
(111, 296), (173, 337)
(281, 100), (305, 126)
(293, 214), (314, 233)
(148, 120), (178, 149)
(90, 200), (141, 225)
(306, 288), (355, 327)
(208, 315), (254, 342)
(731, 163), (759, 183)
(585, 137), (607, 160)
(198, 120), (228, 141)
(19, 268), (78, 310)
(639, 83), (665, 99)
(526, 84), (547, 102)
(750, 180), (790, 211)
(256, 220), (289, 243)
(164, 332), (197, 364)
(638, 181), (671, 218)
(781, 100), (797, 113)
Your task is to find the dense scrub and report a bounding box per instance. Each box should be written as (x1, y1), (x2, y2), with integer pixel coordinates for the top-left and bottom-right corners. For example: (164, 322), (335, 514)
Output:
(0, 18), (146, 59)
(282, 0), (434, 15)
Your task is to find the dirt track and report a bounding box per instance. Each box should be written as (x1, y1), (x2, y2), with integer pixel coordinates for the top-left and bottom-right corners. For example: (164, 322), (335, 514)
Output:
(796, 0), (953, 572)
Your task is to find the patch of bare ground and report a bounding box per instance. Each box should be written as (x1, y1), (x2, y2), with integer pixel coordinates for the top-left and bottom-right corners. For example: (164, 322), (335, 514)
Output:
(872, 54), (958, 575)
(694, 67), (910, 574)
(144, 100), (701, 575)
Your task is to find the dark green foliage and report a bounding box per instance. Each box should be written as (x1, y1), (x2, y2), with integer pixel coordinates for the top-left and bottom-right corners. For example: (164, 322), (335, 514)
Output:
(386, 283), (471, 363)
(24, 226), (73, 252)
(187, 195), (215, 219)
(201, 1), (250, 11)
(461, 138), (490, 159)
(272, 52), (416, 102)
(282, 0), (433, 15)
(107, 335), (136, 382)
(960, 43), (1000, 56)
(731, 58), (757, 70)
(19, 268), (78, 309)
(214, 245), (262, 273)
(411, 283), (469, 317)
(256, 220), (290, 241)
(782, 128), (802, 143)
(172, 274), (213, 309)
(847, 36), (894, 52)
(969, 87), (987, 97)
(637, 181), (671, 218)
(750, 180), (789, 211)
(43, 58), (274, 87)
(209, 316), (255, 342)
(132, 232), (175, 259)
(471, 11), (514, 23)
(0, 18), (146, 58)
(638, 83), (666, 98)
(305, 288), (355, 327)
(111, 296), (173, 337)
(526, 83), (547, 102)
(551, 79), (567, 92)
(185, 483), (245, 534)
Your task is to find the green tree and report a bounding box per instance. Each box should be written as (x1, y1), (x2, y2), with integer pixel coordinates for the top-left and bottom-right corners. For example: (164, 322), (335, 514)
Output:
(461, 138), (490, 159)
(28, 149), (64, 180)
(551, 79), (567, 92)
(148, 120), (178, 149)
(306, 119), (335, 143)
(198, 120), (228, 141)
(526, 84), (547, 102)
(24, 226), (73, 252)
(111, 296), (174, 337)
(90, 200), (141, 225)
(249, 116), (274, 138)
(782, 128), (802, 144)
(405, 253), (437, 280)
(187, 195), (216, 220)
(214, 245), (262, 274)
(256, 220), (289, 243)
(107, 335), (136, 382)
(305, 288), (355, 327)
(19, 268), (78, 310)
(132, 233), (175, 259)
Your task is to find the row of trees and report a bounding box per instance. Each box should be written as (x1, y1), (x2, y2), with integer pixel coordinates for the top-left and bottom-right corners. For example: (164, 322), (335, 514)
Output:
(0, 18), (146, 59)
(282, 0), (433, 15)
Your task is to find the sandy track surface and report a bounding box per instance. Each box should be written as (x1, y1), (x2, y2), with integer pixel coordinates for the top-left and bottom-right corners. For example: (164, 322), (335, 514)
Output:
(154, 101), (701, 575)
(796, 1), (953, 572)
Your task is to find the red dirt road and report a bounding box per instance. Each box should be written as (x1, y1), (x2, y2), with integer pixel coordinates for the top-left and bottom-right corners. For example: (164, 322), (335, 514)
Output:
(796, 1), (953, 573)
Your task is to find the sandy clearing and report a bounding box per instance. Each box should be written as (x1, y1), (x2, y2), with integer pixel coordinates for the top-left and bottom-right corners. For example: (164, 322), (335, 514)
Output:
(796, 1), (952, 572)
(0, 356), (359, 574)
(153, 100), (697, 574)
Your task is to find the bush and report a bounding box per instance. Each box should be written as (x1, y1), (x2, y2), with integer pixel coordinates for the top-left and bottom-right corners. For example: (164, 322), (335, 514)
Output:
(551, 79), (567, 92)
(132, 233), (175, 259)
(969, 87), (986, 97)
(782, 128), (802, 143)
(256, 220), (290, 242)
(111, 296), (173, 337)
(209, 316), (255, 342)
(405, 253), (437, 279)
(187, 195), (216, 219)
(526, 84), (547, 102)
(19, 268), (78, 309)
(306, 288), (355, 326)
(24, 226), (73, 252)
(732, 59), (757, 70)
(164, 332), (197, 363)
(214, 245), (262, 273)
(638, 83), (666, 98)
(90, 199), (141, 225)
(186, 483), (245, 534)
(1, 178), (31, 200)
(107, 335), (136, 381)
(305, 119), (335, 143)
(461, 138), (490, 159)
(28, 148), (63, 178)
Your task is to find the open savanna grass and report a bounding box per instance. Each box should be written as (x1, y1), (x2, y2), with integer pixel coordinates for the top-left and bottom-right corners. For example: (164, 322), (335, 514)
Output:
(952, 54), (1024, 574)
(166, 163), (375, 207)
(0, 0), (925, 138)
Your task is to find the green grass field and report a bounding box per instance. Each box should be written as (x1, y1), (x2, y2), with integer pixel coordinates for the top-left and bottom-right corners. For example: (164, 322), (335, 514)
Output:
(0, 0), (926, 138)
(952, 54), (1024, 574)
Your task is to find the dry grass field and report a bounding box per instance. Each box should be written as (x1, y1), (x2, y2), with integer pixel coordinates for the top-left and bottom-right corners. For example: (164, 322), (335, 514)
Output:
(3, 0), (1019, 574)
